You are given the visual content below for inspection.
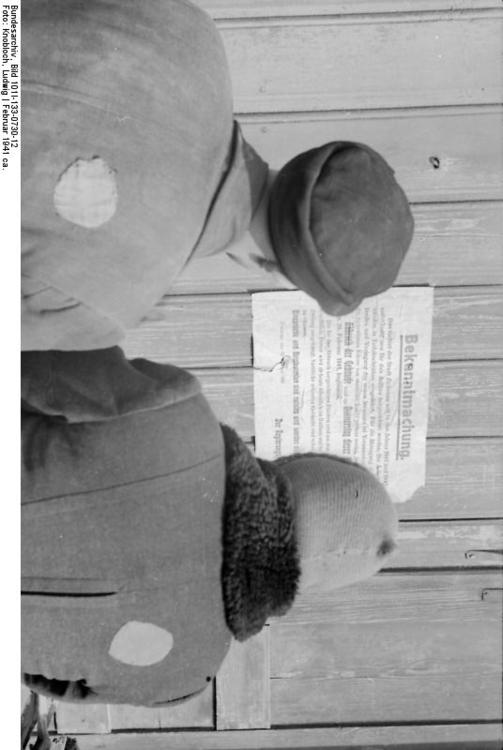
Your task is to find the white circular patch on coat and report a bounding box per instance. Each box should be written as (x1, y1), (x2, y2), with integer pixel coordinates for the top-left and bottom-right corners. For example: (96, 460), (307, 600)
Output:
(54, 156), (118, 228)
(108, 621), (174, 667)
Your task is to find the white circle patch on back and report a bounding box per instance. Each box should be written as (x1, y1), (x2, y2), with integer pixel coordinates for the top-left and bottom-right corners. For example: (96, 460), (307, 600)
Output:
(54, 156), (118, 228)
(109, 621), (174, 667)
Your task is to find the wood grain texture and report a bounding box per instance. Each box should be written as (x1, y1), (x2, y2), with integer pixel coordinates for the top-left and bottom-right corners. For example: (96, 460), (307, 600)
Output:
(219, 14), (503, 113)
(270, 672), (501, 723)
(431, 287), (503, 360)
(391, 521), (503, 569)
(269, 570), (503, 724)
(216, 627), (271, 729)
(238, 107), (503, 202)
(401, 438), (503, 520)
(124, 287), (503, 366)
(281, 570), (503, 625)
(55, 685), (213, 734)
(56, 704), (110, 735)
(199, 0), (502, 19)
(73, 724), (503, 750)
(169, 202), (503, 293)
(107, 685), (213, 730)
(185, 360), (503, 441)
(426, 361), (503, 438)
(270, 616), (501, 679)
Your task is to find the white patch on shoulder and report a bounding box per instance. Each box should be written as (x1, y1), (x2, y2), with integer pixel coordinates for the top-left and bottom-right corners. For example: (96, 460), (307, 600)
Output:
(54, 156), (118, 228)
(108, 621), (174, 667)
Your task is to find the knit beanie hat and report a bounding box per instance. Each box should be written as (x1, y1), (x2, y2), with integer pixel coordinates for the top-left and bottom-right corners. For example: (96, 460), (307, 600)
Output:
(268, 142), (414, 314)
(276, 454), (398, 592)
(220, 429), (398, 642)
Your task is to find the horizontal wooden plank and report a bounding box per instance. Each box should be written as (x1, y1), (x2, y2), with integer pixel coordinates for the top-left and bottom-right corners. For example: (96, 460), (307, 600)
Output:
(221, 14), (502, 113)
(171, 202), (503, 292)
(190, 360), (503, 440)
(271, 572), (502, 725)
(74, 723), (503, 750)
(270, 617), (501, 680)
(125, 287), (503, 366)
(197, 368), (254, 438)
(199, 0), (502, 19)
(107, 685), (213, 730)
(239, 108), (503, 202)
(431, 287), (503, 360)
(270, 672), (501, 723)
(390, 521), (503, 569)
(125, 295), (250, 369)
(56, 703), (110, 735)
(56, 684), (213, 734)
(401, 438), (503, 520)
(427, 361), (503, 438)
(281, 570), (503, 625)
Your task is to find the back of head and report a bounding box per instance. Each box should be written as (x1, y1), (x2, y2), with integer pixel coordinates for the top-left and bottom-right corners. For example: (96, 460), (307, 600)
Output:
(276, 453), (398, 592)
(268, 142), (414, 315)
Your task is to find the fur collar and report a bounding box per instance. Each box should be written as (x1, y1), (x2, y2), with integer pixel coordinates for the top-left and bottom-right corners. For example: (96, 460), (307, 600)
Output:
(221, 425), (300, 641)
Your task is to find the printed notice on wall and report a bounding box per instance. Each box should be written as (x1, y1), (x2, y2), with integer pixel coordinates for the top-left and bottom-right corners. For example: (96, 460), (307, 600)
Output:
(252, 288), (434, 503)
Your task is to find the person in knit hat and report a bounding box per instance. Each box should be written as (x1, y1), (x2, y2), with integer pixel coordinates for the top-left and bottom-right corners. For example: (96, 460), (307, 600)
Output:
(22, 348), (398, 706)
(276, 454), (398, 593)
(22, 0), (414, 352)
(21, 0), (402, 708)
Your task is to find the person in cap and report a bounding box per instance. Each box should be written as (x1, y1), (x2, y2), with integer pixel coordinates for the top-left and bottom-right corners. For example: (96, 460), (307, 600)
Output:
(250, 142), (414, 316)
(22, 0), (414, 353)
(22, 348), (398, 706)
(21, 0), (403, 708)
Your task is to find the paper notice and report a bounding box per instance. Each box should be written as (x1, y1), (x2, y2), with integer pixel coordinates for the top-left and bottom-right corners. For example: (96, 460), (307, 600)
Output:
(252, 288), (434, 503)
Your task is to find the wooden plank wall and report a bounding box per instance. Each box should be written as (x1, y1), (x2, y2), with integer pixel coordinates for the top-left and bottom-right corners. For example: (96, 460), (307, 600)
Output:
(43, 0), (503, 747)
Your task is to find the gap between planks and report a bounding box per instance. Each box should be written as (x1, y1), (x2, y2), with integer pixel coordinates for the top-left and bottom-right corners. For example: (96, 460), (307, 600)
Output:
(221, 14), (502, 113)
(124, 286), (503, 366)
(198, 0), (503, 20)
(213, 7), (503, 28)
(65, 723), (503, 748)
(180, 360), (503, 441)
